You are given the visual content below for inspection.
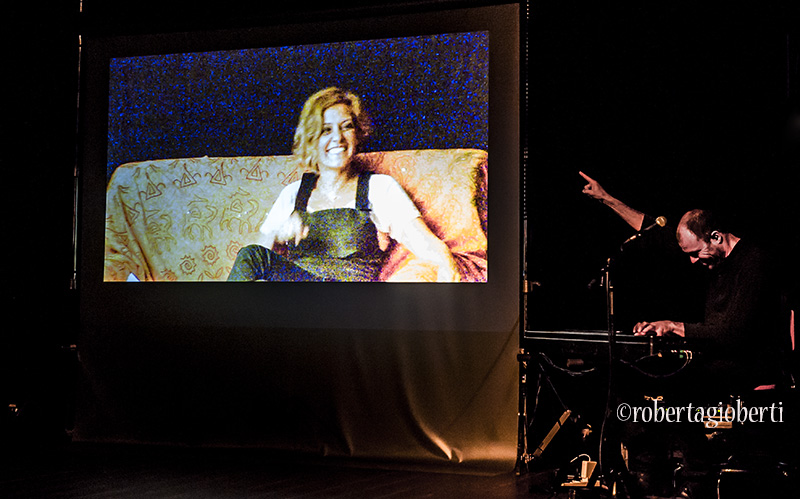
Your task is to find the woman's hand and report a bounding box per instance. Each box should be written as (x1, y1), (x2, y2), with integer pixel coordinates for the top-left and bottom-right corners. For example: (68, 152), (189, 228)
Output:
(397, 217), (460, 282)
(435, 255), (461, 283)
(274, 211), (309, 246)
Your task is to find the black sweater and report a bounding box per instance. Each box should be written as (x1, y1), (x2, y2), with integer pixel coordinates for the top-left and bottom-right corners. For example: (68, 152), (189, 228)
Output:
(685, 238), (784, 391)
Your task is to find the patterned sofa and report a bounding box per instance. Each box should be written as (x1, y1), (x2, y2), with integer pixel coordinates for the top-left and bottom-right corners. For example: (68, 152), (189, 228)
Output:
(103, 149), (488, 282)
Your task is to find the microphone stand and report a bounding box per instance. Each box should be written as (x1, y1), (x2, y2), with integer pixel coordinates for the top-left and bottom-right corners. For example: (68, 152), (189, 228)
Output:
(587, 252), (638, 497)
(584, 222), (665, 495)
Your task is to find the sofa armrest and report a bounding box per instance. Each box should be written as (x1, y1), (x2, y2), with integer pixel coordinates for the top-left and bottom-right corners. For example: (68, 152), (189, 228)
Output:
(360, 149), (488, 282)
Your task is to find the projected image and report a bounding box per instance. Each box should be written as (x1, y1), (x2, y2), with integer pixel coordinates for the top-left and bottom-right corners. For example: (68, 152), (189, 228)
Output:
(103, 33), (489, 282)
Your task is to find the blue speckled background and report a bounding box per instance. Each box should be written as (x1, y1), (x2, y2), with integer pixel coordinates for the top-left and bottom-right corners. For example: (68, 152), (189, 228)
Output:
(107, 32), (489, 181)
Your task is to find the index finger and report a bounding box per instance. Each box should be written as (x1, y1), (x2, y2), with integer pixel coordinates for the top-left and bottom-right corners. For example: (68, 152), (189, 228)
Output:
(640, 324), (658, 336)
(578, 171), (593, 183)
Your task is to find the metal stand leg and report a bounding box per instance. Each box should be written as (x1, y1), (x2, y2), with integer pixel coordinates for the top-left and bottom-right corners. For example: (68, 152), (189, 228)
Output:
(515, 351), (531, 475)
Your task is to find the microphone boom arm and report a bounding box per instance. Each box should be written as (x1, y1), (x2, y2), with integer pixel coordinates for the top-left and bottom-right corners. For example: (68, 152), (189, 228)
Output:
(620, 215), (667, 250)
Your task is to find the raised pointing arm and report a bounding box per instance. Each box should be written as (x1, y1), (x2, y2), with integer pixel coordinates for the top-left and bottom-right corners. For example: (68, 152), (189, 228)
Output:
(579, 171), (645, 231)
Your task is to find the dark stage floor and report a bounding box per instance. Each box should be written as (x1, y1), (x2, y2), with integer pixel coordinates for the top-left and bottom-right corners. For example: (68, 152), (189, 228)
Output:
(3, 440), (798, 498)
(1, 442), (551, 499)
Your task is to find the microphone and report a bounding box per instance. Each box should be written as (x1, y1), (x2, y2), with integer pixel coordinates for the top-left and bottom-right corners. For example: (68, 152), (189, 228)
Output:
(621, 216), (667, 249)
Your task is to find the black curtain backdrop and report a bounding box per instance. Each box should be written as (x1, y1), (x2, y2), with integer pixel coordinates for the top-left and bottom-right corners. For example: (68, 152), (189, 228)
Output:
(526, 1), (800, 333)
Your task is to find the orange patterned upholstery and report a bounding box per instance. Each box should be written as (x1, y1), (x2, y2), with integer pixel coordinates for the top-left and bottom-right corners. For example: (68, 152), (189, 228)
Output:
(103, 149), (488, 282)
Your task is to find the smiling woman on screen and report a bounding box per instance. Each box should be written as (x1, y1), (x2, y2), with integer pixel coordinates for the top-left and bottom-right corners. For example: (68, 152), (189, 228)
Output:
(227, 87), (459, 282)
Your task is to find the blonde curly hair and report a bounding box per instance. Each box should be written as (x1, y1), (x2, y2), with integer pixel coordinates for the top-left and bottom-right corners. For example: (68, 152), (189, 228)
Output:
(292, 87), (373, 172)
